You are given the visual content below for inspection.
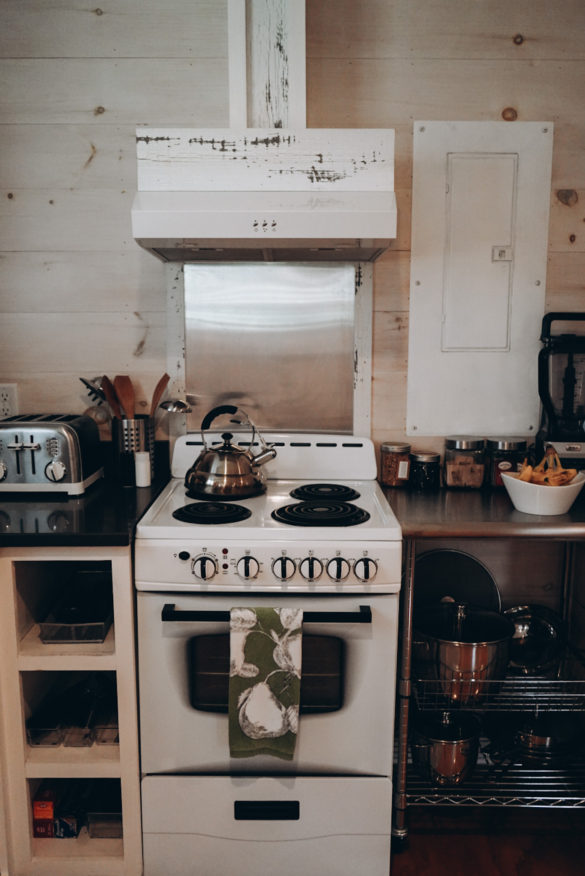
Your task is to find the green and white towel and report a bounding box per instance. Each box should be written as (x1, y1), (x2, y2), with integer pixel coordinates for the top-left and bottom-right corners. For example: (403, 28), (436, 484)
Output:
(229, 607), (303, 760)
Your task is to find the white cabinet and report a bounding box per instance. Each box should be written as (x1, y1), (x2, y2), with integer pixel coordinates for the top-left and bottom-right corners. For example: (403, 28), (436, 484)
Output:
(0, 547), (141, 876)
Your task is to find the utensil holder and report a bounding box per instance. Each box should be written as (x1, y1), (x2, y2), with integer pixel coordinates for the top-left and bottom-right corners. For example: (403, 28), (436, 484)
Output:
(112, 415), (154, 486)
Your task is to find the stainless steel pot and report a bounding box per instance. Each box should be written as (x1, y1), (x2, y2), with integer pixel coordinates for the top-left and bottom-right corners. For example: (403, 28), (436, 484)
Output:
(411, 710), (480, 785)
(184, 405), (276, 500)
(412, 602), (514, 705)
(516, 712), (581, 764)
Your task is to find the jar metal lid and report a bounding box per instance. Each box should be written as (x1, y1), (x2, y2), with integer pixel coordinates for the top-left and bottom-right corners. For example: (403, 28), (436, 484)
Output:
(381, 442), (411, 453)
(411, 450), (440, 462)
(445, 436), (485, 450)
(486, 437), (528, 451)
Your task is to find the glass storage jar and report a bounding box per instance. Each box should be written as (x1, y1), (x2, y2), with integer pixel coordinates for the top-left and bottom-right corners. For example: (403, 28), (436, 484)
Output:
(486, 437), (528, 488)
(444, 437), (486, 489)
(380, 442), (411, 487)
(409, 451), (441, 492)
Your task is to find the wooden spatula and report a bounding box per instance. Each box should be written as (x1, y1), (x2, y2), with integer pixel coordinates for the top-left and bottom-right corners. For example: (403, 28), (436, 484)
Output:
(102, 375), (123, 419)
(150, 373), (170, 418)
(113, 375), (135, 420)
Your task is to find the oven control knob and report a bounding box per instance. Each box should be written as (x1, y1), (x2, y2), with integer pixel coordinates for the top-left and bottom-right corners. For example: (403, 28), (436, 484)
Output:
(236, 555), (260, 580)
(0, 461), (7, 482)
(191, 554), (218, 581)
(272, 556), (296, 581)
(299, 556), (324, 582)
(326, 556), (351, 582)
(353, 557), (378, 582)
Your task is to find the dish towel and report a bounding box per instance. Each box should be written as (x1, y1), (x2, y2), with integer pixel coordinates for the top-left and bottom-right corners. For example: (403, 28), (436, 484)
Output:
(229, 607), (303, 760)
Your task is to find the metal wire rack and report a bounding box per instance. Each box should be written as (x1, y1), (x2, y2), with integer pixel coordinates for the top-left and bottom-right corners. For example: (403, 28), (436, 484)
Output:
(412, 676), (585, 712)
(406, 749), (585, 809)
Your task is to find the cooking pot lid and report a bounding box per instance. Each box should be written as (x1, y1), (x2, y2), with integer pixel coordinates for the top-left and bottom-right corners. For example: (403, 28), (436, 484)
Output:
(413, 549), (501, 619)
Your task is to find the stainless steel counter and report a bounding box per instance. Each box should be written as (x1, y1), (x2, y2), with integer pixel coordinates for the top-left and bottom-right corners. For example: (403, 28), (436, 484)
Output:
(385, 487), (585, 539)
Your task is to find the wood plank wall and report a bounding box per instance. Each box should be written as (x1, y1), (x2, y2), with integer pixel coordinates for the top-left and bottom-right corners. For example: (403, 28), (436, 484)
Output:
(1, 0), (584, 448)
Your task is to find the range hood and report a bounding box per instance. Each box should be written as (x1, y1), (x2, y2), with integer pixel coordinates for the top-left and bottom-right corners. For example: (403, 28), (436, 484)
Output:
(131, 127), (397, 263)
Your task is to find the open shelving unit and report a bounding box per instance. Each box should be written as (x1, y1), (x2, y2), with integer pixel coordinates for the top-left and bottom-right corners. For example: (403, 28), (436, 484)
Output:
(0, 547), (142, 876)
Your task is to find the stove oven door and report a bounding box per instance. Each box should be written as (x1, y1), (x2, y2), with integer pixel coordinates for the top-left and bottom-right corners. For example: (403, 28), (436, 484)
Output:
(136, 591), (398, 777)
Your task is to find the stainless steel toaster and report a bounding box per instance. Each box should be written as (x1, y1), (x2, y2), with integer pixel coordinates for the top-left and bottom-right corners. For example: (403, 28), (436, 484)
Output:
(0, 414), (104, 495)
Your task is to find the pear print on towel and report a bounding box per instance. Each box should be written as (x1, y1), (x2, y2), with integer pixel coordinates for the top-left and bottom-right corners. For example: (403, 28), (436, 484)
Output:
(229, 607), (303, 756)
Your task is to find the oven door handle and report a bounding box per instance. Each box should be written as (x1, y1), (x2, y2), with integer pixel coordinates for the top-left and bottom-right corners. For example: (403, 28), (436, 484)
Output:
(161, 604), (372, 624)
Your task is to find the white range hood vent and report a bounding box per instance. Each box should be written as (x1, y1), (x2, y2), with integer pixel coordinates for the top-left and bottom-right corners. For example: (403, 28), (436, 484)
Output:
(131, 127), (397, 263)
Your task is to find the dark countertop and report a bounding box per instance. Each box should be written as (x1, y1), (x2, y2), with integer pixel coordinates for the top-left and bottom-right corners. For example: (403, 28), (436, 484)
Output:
(0, 444), (169, 548)
(385, 485), (585, 540)
(0, 477), (167, 548)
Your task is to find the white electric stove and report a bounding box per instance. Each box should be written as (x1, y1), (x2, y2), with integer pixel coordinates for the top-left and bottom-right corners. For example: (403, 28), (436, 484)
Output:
(134, 433), (402, 876)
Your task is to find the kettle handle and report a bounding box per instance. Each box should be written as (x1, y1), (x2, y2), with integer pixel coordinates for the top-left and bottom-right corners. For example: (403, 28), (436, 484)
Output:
(200, 404), (239, 432)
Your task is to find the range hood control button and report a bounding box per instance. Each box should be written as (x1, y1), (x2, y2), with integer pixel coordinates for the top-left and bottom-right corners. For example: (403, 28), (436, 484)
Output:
(326, 557), (351, 582)
(272, 556), (296, 581)
(299, 556), (323, 582)
(191, 555), (218, 581)
(353, 557), (378, 583)
(236, 555), (260, 580)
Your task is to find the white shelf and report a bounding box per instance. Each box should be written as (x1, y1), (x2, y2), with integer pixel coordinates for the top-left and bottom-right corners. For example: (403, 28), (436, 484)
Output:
(26, 743), (120, 778)
(18, 624), (116, 671)
(32, 831), (124, 876)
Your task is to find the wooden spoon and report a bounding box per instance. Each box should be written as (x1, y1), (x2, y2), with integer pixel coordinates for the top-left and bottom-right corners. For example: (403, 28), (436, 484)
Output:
(150, 373), (170, 418)
(113, 375), (135, 420)
(102, 375), (123, 419)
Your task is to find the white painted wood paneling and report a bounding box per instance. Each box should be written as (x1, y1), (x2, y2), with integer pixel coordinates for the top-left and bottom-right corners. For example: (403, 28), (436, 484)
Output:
(136, 128), (394, 191)
(307, 0), (585, 60)
(0, 0), (227, 59)
(0, 252), (165, 313)
(246, 0), (306, 127)
(406, 121), (553, 437)
(0, 125), (139, 191)
(0, 59), (228, 125)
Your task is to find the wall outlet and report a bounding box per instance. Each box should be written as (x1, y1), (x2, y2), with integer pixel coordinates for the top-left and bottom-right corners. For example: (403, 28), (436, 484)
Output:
(0, 384), (18, 419)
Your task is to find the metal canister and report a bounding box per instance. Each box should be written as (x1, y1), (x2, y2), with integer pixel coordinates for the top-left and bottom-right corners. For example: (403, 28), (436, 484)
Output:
(486, 437), (528, 488)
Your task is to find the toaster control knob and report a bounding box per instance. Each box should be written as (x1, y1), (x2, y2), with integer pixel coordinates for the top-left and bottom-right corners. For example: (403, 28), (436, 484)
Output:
(236, 555), (260, 580)
(326, 556), (351, 582)
(353, 557), (378, 582)
(0, 461), (7, 482)
(44, 459), (67, 482)
(299, 556), (324, 582)
(272, 556), (296, 581)
(191, 554), (218, 581)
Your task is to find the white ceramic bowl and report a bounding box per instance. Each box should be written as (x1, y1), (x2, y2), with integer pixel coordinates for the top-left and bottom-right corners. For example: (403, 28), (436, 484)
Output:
(501, 471), (585, 516)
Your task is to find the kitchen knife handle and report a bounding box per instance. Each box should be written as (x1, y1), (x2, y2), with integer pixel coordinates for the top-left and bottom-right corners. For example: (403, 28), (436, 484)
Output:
(161, 604), (372, 624)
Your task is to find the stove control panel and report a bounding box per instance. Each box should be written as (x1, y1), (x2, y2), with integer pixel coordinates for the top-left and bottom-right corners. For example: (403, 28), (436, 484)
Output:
(135, 539), (401, 593)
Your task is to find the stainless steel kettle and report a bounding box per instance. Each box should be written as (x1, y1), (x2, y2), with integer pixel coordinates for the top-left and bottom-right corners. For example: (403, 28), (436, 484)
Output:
(184, 405), (276, 500)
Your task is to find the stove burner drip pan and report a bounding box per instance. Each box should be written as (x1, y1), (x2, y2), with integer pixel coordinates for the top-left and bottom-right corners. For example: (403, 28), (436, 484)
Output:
(172, 502), (252, 525)
(289, 483), (361, 502)
(271, 501), (370, 527)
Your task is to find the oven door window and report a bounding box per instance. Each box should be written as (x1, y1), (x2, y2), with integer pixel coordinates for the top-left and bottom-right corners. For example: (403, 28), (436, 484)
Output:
(188, 634), (344, 714)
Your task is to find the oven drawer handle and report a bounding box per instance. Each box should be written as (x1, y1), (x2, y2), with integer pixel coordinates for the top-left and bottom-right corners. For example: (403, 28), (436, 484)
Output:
(161, 604), (372, 624)
(234, 800), (300, 821)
